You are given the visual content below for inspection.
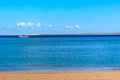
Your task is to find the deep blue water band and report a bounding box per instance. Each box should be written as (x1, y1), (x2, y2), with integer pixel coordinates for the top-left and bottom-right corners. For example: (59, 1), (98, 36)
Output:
(0, 36), (120, 71)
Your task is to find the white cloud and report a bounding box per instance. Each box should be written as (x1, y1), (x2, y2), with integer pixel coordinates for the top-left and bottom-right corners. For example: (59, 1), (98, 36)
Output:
(17, 22), (26, 27)
(48, 24), (53, 28)
(75, 25), (80, 28)
(36, 22), (41, 27)
(27, 22), (34, 27)
(65, 25), (73, 29)
(16, 22), (41, 28)
(65, 25), (80, 29)
(15, 22), (80, 30)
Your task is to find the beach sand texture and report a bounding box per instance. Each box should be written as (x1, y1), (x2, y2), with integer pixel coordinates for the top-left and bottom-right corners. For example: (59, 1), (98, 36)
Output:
(0, 71), (119, 80)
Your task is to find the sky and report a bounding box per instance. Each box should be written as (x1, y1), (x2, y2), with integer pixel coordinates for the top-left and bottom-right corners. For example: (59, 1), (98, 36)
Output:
(0, 0), (120, 34)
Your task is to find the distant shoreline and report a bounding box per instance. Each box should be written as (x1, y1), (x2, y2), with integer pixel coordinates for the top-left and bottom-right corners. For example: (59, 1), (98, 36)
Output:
(1, 34), (120, 37)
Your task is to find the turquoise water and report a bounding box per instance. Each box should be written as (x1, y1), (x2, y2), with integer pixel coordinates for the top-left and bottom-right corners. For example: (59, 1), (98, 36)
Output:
(0, 36), (120, 71)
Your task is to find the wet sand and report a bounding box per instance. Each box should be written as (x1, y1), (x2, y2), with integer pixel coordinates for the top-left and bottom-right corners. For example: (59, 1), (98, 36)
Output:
(0, 70), (119, 80)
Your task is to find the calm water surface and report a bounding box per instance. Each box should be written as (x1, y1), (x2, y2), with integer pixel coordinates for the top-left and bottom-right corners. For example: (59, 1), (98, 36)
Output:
(0, 36), (120, 71)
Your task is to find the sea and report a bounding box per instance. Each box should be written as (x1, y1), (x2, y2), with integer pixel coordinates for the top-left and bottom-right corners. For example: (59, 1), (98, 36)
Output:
(0, 35), (120, 72)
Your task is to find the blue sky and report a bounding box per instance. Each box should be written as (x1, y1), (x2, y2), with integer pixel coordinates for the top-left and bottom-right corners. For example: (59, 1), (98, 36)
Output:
(0, 0), (120, 34)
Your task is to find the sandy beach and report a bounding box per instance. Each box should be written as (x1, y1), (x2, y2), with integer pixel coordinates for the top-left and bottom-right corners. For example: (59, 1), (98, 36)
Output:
(0, 70), (119, 80)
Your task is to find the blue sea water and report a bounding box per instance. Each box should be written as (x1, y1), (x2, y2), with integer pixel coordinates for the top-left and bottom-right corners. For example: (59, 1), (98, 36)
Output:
(0, 36), (120, 71)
